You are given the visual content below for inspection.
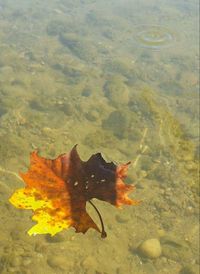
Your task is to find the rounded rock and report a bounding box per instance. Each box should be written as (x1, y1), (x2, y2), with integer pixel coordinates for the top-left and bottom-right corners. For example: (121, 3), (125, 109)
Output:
(45, 233), (65, 243)
(47, 255), (73, 271)
(138, 238), (162, 259)
(85, 110), (99, 121)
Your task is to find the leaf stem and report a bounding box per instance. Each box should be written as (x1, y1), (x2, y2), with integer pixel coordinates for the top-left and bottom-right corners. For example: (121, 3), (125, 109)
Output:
(89, 200), (107, 238)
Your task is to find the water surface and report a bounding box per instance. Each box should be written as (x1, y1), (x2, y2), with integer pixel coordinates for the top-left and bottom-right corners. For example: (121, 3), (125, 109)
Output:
(0, 0), (199, 273)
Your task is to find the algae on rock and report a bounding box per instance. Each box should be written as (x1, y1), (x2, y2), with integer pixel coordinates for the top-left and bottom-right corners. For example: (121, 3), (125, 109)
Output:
(59, 33), (97, 62)
(103, 76), (130, 107)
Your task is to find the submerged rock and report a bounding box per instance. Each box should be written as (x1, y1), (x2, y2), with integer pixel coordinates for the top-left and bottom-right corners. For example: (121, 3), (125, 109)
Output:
(103, 76), (130, 106)
(138, 238), (162, 259)
(179, 264), (199, 274)
(102, 110), (129, 139)
(45, 233), (65, 243)
(82, 87), (92, 97)
(0, 107), (7, 117)
(47, 255), (73, 271)
(58, 102), (74, 116)
(46, 20), (67, 36)
(59, 33), (96, 62)
(85, 110), (99, 121)
(84, 130), (116, 149)
(161, 235), (193, 262)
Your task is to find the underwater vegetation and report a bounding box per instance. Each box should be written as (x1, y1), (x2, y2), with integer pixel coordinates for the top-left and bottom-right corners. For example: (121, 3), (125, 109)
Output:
(0, 1), (199, 273)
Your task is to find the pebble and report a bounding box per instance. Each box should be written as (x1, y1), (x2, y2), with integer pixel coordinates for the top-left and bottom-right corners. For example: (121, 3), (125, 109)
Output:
(138, 238), (162, 259)
(7, 267), (18, 273)
(22, 257), (32, 266)
(41, 127), (53, 137)
(157, 229), (166, 237)
(45, 233), (65, 243)
(10, 256), (21, 267)
(82, 256), (97, 269)
(185, 162), (197, 171)
(60, 102), (73, 116)
(47, 255), (73, 270)
(10, 229), (21, 241)
(115, 214), (129, 223)
(161, 235), (193, 262)
(139, 170), (147, 178)
(34, 242), (48, 253)
(86, 110), (99, 121)
(180, 264), (199, 274)
(102, 110), (129, 138)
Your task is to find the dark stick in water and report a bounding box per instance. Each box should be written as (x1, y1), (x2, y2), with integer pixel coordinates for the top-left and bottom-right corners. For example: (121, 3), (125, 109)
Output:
(89, 200), (107, 238)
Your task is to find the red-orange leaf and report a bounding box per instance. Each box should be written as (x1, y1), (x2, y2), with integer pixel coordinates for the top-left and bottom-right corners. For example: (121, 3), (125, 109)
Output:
(9, 145), (140, 237)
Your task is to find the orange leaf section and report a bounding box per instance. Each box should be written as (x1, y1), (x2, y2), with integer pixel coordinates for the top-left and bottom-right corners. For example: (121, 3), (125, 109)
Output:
(115, 163), (140, 207)
(9, 146), (139, 237)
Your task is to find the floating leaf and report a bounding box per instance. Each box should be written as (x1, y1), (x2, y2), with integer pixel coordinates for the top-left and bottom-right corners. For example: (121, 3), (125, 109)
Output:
(9, 145), (140, 237)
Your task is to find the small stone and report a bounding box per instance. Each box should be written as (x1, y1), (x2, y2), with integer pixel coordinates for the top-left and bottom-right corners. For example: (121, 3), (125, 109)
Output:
(139, 170), (147, 178)
(60, 102), (73, 116)
(22, 258), (32, 266)
(142, 262), (157, 274)
(185, 162), (197, 171)
(10, 226), (24, 241)
(47, 255), (73, 271)
(180, 264), (199, 274)
(138, 238), (162, 259)
(45, 233), (65, 243)
(10, 230), (21, 240)
(115, 214), (129, 223)
(41, 127), (52, 137)
(157, 229), (166, 237)
(10, 256), (21, 267)
(15, 247), (25, 256)
(86, 110), (99, 121)
(82, 256), (96, 269)
(34, 242), (48, 253)
(82, 88), (91, 97)
(7, 267), (17, 273)
(102, 110), (129, 139)
(161, 235), (193, 262)
(104, 77), (130, 106)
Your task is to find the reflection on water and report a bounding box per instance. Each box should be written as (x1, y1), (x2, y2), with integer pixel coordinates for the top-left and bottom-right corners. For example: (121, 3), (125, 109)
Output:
(0, 0), (199, 273)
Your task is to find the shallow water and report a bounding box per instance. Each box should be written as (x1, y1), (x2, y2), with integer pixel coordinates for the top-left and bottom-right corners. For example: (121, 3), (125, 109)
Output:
(134, 25), (174, 50)
(0, 0), (199, 273)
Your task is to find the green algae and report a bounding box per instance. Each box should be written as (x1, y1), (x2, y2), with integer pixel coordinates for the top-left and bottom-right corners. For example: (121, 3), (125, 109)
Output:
(102, 59), (134, 79)
(84, 130), (118, 149)
(103, 76), (130, 106)
(59, 33), (97, 62)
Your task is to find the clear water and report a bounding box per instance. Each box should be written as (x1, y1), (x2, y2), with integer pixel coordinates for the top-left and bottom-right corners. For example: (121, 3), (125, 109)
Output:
(0, 0), (199, 273)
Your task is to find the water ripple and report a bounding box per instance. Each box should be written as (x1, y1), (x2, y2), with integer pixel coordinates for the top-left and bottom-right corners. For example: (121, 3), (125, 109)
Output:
(134, 25), (174, 50)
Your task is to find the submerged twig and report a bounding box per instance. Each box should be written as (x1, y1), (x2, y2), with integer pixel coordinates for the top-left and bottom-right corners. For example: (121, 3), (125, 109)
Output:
(0, 166), (22, 181)
(133, 128), (149, 168)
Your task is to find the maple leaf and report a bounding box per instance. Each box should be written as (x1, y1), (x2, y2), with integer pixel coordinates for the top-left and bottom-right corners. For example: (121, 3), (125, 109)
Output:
(9, 145), (140, 238)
